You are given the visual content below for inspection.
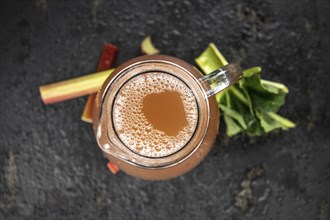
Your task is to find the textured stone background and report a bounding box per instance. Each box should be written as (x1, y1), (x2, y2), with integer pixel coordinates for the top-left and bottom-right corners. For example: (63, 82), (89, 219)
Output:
(0, 0), (329, 219)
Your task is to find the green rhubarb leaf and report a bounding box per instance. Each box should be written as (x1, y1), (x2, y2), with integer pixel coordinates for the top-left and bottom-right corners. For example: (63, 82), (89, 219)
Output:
(223, 114), (242, 137)
(243, 66), (262, 77)
(256, 110), (295, 132)
(221, 88), (261, 136)
(261, 79), (289, 94)
(219, 104), (247, 129)
(245, 117), (264, 136)
(239, 68), (286, 113)
(266, 111), (296, 129)
(256, 110), (283, 132)
(195, 43), (295, 137)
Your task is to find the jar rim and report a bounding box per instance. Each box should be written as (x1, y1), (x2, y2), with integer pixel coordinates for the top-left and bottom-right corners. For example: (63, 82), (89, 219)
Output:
(94, 55), (211, 169)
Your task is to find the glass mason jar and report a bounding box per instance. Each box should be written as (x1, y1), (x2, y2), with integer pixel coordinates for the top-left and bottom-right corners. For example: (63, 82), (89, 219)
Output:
(93, 55), (242, 180)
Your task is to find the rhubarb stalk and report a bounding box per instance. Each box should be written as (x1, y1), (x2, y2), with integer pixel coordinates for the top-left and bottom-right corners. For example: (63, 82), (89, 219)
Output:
(39, 69), (114, 105)
(141, 36), (160, 55)
(107, 162), (120, 174)
(81, 43), (118, 123)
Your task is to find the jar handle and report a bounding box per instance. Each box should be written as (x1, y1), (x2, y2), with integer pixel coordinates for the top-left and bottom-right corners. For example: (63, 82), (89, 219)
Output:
(198, 64), (243, 97)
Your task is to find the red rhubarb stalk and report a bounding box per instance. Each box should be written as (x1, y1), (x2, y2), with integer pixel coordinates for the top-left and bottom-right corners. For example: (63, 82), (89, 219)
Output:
(107, 162), (120, 174)
(81, 43), (118, 123)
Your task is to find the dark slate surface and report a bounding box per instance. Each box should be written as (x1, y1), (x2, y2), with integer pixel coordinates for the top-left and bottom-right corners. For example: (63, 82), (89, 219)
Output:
(1, 0), (329, 219)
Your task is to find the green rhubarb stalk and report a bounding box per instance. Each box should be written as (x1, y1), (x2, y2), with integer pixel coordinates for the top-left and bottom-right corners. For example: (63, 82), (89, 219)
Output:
(195, 43), (228, 73)
(141, 36), (160, 55)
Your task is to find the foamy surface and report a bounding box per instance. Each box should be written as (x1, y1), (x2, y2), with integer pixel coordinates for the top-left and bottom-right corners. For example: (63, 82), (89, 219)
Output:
(113, 72), (198, 158)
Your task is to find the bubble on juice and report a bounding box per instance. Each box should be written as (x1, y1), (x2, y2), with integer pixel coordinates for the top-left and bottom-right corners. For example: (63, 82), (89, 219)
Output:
(113, 72), (198, 158)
